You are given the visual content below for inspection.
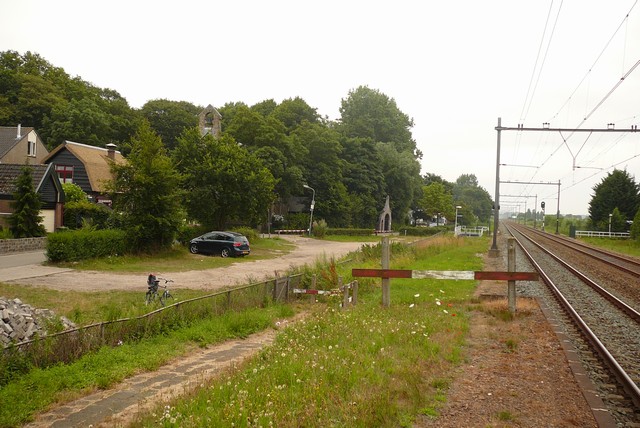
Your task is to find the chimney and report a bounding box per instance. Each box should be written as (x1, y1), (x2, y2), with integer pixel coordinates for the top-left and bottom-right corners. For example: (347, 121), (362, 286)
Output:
(17, 124), (21, 138)
(106, 143), (117, 160)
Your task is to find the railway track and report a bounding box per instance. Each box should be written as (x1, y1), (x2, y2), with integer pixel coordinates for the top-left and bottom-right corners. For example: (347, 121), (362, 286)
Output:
(503, 222), (640, 425)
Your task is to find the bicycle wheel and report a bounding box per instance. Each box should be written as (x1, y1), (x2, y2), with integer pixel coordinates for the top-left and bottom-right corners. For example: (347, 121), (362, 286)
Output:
(160, 291), (173, 306)
(145, 290), (156, 305)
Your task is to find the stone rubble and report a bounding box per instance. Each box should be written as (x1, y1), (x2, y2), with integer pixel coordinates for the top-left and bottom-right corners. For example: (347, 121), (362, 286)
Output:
(0, 296), (76, 346)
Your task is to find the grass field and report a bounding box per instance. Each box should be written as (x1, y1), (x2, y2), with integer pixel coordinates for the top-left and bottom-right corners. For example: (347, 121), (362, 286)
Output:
(1, 234), (490, 427)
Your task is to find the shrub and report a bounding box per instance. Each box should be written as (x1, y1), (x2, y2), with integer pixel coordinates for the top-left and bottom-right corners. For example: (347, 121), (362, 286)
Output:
(46, 229), (129, 262)
(312, 219), (328, 238)
(398, 226), (447, 236)
(232, 226), (259, 242)
(63, 201), (112, 230)
(326, 228), (375, 236)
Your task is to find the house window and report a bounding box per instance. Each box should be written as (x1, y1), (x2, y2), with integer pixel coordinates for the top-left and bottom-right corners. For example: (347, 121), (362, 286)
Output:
(55, 165), (74, 184)
(28, 140), (36, 157)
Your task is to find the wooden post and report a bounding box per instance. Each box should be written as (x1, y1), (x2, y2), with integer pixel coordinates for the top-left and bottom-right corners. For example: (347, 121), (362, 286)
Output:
(381, 236), (390, 307)
(507, 237), (516, 313)
(352, 280), (358, 306)
(340, 277), (349, 309)
(310, 274), (317, 303)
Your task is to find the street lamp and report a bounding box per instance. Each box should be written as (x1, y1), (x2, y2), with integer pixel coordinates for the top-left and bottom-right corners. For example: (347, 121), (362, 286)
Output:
(303, 184), (315, 236)
(454, 206), (462, 236)
(609, 213), (613, 235)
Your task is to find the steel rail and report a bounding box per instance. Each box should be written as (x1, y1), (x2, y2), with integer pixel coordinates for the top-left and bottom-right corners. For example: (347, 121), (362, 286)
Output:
(511, 223), (640, 278)
(506, 223), (640, 408)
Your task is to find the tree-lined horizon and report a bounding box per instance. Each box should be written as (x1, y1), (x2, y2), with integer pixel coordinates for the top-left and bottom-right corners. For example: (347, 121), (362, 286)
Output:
(1, 50), (495, 235)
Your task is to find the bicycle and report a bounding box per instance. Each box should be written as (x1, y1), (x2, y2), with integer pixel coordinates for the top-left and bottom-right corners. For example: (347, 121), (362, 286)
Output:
(145, 277), (174, 306)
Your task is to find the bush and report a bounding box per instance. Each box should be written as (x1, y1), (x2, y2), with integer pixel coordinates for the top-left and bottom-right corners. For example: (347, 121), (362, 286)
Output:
(398, 226), (447, 236)
(311, 219), (328, 238)
(63, 201), (112, 230)
(46, 229), (129, 262)
(326, 228), (375, 236)
(232, 227), (259, 242)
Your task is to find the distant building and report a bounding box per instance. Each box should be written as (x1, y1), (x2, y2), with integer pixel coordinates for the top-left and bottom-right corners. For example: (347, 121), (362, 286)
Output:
(0, 125), (49, 164)
(198, 105), (222, 137)
(0, 163), (64, 232)
(42, 141), (126, 206)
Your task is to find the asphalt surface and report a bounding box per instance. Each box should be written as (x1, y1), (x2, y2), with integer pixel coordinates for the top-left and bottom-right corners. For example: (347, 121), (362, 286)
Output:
(0, 250), (73, 282)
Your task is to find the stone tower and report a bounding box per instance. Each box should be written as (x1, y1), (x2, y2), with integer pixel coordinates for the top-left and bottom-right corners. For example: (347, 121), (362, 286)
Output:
(198, 105), (222, 137)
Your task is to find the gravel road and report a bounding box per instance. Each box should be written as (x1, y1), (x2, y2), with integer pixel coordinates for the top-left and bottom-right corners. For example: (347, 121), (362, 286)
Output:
(1, 235), (365, 292)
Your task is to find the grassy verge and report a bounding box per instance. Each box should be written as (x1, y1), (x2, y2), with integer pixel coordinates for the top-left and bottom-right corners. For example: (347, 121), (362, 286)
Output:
(580, 236), (640, 257)
(50, 236), (295, 272)
(131, 236), (488, 427)
(0, 305), (294, 428)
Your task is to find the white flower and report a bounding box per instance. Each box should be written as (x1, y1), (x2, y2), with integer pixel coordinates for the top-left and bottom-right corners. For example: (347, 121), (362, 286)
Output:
(409, 303), (415, 308)
(414, 293), (420, 298)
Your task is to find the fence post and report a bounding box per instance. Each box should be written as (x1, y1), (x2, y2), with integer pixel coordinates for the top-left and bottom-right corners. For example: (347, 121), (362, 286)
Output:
(226, 290), (232, 309)
(340, 276), (349, 309)
(310, 274), (317, 303)
(381, 236), (390, 307)
(507, 237), (516, 313)
(352, 280), (358, 306)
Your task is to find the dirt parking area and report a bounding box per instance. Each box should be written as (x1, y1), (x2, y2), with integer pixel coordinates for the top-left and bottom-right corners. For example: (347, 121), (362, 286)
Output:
(2, 235), (364, 292)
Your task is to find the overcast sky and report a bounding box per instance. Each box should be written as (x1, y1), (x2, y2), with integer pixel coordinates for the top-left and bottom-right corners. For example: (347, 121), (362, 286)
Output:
(1, 0), (639, 215)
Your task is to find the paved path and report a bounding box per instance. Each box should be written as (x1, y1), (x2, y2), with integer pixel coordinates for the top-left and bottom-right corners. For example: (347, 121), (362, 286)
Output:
(25, 328), (282, 428)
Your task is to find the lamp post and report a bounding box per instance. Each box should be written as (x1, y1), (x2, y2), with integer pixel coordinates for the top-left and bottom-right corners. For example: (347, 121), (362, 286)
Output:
(303, 184), (315, 236)
(454, 205), (462, 236)
(609, 213), (613, 235)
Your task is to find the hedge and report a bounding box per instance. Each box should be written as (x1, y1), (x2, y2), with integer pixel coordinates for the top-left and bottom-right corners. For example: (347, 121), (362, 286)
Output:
(398, 226), (447, 236)
(326, 228), (375, 236)
(46, 229), (129, 262)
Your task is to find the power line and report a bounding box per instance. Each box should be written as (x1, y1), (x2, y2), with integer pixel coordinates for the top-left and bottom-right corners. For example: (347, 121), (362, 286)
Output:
(547, 0), (638, 124)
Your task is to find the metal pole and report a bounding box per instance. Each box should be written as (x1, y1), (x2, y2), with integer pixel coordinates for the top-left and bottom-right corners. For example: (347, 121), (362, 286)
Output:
(534, 195), (537, 229)
(507, 237), (516, 313)
(381, 236), (390, 308)
(555, 181), (560, 234)
(491, 118), (501, 254)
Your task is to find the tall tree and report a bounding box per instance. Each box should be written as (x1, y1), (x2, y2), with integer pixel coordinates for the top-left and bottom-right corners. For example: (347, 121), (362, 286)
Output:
(174, 129), (275, 229)
(140, 99), (199, 151)
(109, 121), (184, 252)
(417, 182), (455, 222)
(589, 169), (640, 229)
(453, 174), (493, 223)
(339, 85), (417, 155)
(9, 166), (46, 238)
(294, 122), (351, 227)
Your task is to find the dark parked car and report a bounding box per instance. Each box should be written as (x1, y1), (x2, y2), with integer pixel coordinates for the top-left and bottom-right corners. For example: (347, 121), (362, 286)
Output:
(189, 231), (251, 257)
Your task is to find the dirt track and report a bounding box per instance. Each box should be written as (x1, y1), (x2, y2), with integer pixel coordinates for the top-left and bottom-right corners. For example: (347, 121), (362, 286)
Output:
(3, 235), (364, 292)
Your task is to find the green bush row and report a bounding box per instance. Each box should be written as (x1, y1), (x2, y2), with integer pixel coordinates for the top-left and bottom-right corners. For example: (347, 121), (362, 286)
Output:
(46, 229), (129, 262)
(398, 226), (447, 236)
(326, 228), (375, 236)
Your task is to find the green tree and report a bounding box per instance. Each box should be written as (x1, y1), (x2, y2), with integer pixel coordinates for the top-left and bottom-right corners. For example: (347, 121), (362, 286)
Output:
(339, 85), (417, 155)
(342, 137), (386, 228)
(61, 182), (87, 203)
(453, 174), (493, 223)
(8, 166), (46, 238)
(108, 121), (184, 252)
(140, 99), (199, 151)
(376, 142), (422, 225)
(589, 169), (640, 230)
(174, 129), (275, 229)
(417, 182), (455, 222)
(630, 208), (640, 240)
(271, 97), (319, 133)
(295, 122), (351, 227)
(609, 207), (626, 233)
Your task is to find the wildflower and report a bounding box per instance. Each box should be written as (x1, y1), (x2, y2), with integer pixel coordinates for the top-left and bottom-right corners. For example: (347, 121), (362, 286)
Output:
(443, 309), (449, 314)
(414, 293), (420, 298)
(409, 303), (415, 308)
(435, 300), (441, 306)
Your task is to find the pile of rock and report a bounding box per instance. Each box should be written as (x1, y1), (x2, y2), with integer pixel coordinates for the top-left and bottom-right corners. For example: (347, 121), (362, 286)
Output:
(1, 297), (76, 346)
